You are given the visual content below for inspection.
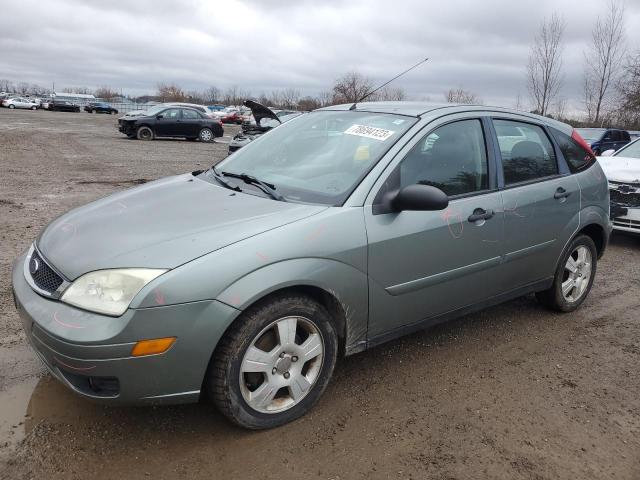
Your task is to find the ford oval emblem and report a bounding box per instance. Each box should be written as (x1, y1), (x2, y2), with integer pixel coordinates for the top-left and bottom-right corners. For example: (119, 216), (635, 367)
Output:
(29, 257), (40, 275)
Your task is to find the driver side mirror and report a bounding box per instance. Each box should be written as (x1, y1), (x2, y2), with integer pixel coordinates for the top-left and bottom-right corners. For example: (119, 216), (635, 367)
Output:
(156, 114), (164, 119)
(386, 184), (449, 212)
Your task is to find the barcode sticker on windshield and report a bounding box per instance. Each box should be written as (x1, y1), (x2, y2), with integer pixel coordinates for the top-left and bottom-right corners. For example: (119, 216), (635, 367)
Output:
(344, 124), (395, 141)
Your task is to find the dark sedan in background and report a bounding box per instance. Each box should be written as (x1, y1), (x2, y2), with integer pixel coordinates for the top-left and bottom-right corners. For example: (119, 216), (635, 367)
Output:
(85, 102), (119, 114)
(118, 105), (223, 142)
(49, 101), (81, 112)
(575, 128), (631, 155)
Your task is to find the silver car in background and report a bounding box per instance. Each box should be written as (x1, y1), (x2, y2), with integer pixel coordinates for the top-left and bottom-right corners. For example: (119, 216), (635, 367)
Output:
(12, 102), (611, 429)
(2, 97), (39, 110)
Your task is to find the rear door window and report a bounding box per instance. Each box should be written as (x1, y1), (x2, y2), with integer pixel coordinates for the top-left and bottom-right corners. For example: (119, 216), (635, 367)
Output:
(549, 128), (595, 172)
(493, 119), (558, 185)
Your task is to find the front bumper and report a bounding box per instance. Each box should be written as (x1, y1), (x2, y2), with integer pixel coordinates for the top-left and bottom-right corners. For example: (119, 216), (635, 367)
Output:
(611, 205), (640, 234)
(13, 253), (240, 405)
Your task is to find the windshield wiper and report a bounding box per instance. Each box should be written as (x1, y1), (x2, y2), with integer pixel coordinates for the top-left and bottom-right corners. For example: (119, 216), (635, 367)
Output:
(211, 167), (242, 192)
(220, 171), (286, 202)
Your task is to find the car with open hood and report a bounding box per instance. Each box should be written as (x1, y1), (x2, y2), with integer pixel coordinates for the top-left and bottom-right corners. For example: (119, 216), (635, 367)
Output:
(228, 100), (303, 153)
(117, 105), (223, 142)
(13, 102), (611, 429)
(597, 137), (640, 234)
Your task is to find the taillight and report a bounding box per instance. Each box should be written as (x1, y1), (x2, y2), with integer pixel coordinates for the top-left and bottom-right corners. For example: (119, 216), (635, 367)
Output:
(571, 129), (595, 156)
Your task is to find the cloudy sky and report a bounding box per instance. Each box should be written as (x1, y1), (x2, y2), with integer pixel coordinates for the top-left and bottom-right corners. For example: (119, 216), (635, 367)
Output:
(1, 0), (639, 113)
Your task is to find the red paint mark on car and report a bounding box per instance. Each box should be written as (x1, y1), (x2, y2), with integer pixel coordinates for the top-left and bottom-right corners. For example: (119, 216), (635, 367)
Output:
(53, 311), (85, 329)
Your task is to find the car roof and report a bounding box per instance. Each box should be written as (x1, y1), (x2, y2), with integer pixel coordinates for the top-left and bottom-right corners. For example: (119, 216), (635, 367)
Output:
(317, 101), (573, 134)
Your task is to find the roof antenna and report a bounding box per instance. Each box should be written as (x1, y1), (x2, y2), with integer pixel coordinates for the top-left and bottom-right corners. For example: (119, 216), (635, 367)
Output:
(349, 57), (429, 111)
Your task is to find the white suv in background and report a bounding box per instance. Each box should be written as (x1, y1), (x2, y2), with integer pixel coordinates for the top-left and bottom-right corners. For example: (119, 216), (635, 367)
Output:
(598, 138), (640, 235)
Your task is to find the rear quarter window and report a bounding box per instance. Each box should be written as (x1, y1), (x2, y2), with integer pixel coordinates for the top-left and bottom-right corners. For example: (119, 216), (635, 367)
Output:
(549, 128), (596, 173)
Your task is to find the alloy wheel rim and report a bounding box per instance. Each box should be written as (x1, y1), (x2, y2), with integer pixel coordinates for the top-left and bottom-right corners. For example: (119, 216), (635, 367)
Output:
(239, 316), (324, 414)
(201, 129), (212, 141)
(561, 245), (592, 302)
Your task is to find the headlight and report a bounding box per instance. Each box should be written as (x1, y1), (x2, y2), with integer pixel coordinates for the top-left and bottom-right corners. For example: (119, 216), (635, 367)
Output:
(61, 268), (167, 316)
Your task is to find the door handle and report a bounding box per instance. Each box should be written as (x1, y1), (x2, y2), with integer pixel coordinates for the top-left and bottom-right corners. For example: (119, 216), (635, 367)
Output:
(554, 187), (571, 199)
(468, 208), (494, 223)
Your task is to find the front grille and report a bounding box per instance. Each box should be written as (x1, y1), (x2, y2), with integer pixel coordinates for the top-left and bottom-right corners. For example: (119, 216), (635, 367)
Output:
(30, 250), (63, 294)
(609, 188), (640, 208)
(613, 218), (640, 230)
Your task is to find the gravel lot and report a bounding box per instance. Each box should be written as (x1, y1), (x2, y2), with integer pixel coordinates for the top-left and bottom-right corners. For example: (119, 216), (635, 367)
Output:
(1, 108), (639, 480)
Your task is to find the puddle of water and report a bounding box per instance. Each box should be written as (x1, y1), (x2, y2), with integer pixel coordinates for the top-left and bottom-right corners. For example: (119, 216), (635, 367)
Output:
(0, 377), (39, 450)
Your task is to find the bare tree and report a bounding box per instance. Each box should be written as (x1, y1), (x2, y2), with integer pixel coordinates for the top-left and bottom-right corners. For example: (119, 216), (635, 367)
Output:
(317, 90), (333, 107)
(583, 0), (626, 124)
(280, 88), (301, 109)
(332, 72), (372, 103)
(94, 87), (119, 100)
(617, 51), (640, 127)
(157, 83), (186, 102)
(514, 92), (524, 111)
(552, 97), (567, 120)
(374, 86), (407, 101)
(17, 82), (30, 95)
(526, 13), (565, 116)
(298, 96), (321, 111)
(0, 79), (14, 92)
(203, 86), (220, 104)
(445, 87), (482, 104)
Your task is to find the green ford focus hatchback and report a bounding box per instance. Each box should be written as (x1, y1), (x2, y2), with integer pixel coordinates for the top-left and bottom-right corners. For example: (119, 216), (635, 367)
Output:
(13, 102), (612, 428)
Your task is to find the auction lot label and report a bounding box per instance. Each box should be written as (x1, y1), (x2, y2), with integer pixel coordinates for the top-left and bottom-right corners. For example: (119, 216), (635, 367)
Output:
(344, 124), (395, 141)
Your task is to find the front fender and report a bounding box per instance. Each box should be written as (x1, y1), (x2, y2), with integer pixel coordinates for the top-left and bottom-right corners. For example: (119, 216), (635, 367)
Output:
(216, 258), (369, 351)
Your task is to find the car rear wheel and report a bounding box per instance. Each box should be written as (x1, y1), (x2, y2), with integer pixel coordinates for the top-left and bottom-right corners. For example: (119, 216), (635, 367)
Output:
(137, 126), (154, 141)
(199, 128), (214, 142)
(536, 234), (597, 312)
(31, 106), (36, 110)
(8, 105), (14, 109)
(208, 294), (338, 429)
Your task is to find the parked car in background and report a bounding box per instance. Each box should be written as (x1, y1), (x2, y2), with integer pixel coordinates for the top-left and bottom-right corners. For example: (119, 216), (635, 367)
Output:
(575, 128), (631, 155)
(628, 130), (640, 140)
(84, 102), (119, 114)
(40, 99), (51, 110)
(164, 103), (216, 118)
(220, 108), (243, 124)
(229, 100), (303, 153)
(597, 137), (640, 235)
(207, 104), (226, 111)
(117, 105), (223, 141)
(2, 97), (39, 110)
(49, 101), (81, 112)
(13, 102), (610, 429)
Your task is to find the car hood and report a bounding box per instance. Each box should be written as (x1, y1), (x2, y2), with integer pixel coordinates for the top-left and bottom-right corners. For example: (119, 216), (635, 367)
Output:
(243, 100), (281, 125)
(37, 173), (327, 279)
(597, 156), (640, 183)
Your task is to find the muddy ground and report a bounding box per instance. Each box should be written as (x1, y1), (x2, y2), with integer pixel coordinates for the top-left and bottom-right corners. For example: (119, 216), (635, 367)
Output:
(0, 108), (639, 480)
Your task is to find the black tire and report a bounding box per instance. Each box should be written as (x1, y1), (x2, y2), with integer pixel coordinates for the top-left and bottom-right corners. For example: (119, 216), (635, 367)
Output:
(137, 126), (154, 141)
(208, 293), (338, 429)
(536, 234), (597, 312)
(199, 127), (214, 142)
(8, 104), (14, 109)
(31, 106), (36, 110)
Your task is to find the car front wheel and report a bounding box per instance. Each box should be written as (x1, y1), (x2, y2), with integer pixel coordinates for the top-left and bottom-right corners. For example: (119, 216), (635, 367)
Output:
(208, 294), (338, 429)
(137, 126), (154, 141)
(536, 234), (597, 312)
(31, 106), (37, 110)
(8, 105), (15, 109)
(199, 127), (214, 142)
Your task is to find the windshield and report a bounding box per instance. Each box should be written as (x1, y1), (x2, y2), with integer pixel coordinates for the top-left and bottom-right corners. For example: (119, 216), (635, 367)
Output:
(213, 110), (417, 205)
(576, 128), (605, 143)
(142, 105), (165, 116)
(614, 138), (640, 159)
